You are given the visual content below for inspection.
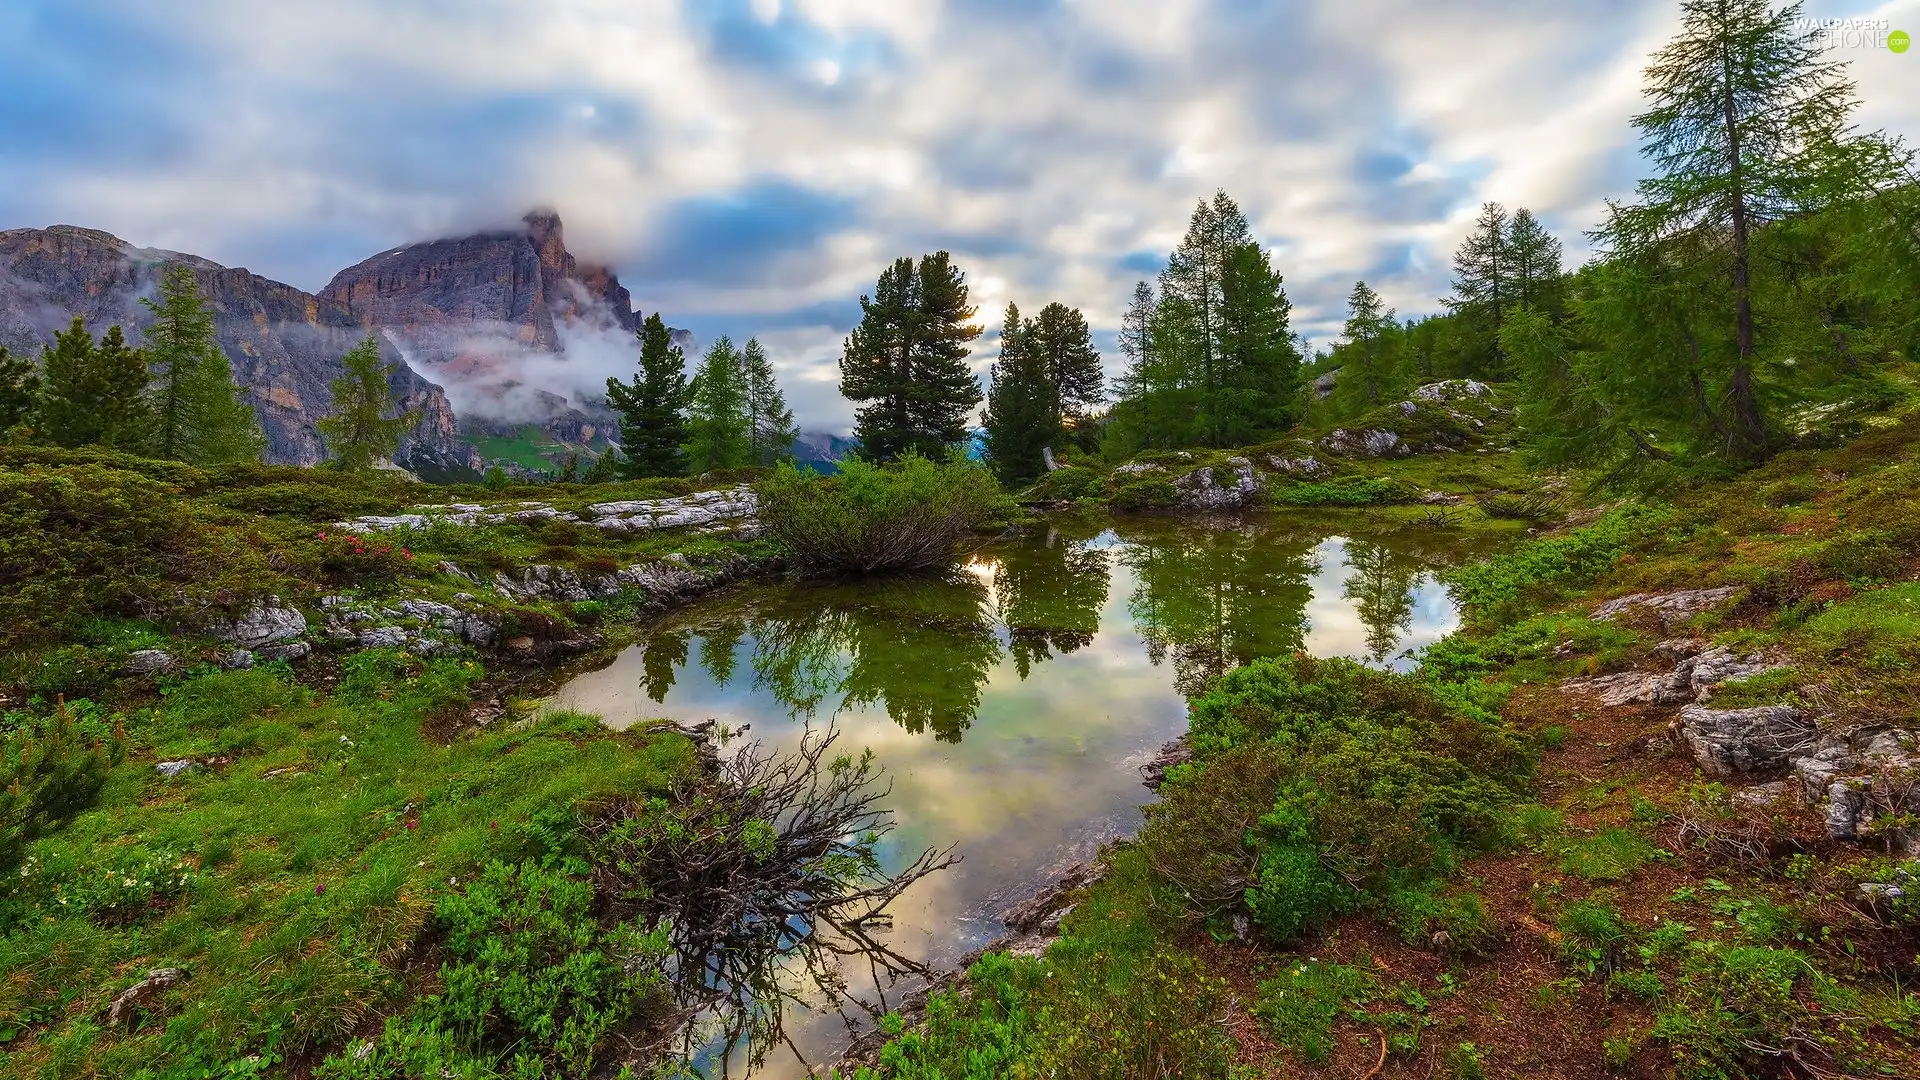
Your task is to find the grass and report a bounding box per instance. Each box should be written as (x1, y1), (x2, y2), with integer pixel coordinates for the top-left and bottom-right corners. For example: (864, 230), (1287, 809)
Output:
(0, 653), (697, 1077)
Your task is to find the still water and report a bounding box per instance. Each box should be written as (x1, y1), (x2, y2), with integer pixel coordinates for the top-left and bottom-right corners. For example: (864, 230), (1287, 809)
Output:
(549, 514), (1492, 1075)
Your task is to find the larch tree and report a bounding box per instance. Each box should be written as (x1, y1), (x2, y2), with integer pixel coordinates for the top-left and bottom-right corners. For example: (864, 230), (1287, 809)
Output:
(684, 334), (752, 473)
(741, 337), (797, 465)
(317, 335), (422, 471)
(1340, 281), (1396, 408)
(1505, 208), (1566, 314)
(839, 251), (983, 462)
(1444, 201), (1512, 377)
(1596, 0), (1861, 458)
(38, 319), (154, 451)
(142, 264), (265, 464)
(606, 313), (691, 479)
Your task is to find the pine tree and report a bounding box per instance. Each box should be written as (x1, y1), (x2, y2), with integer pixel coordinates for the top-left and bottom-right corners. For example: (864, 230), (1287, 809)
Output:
(741, 337), (797, 465)
(684, 334), (753, 473)
(1598, 0), (1861, 457)
(605, 313), (691, 478)
(1217, 240), (1300, 441)
(583, 445), (620, 484)
(141, 264), (265, 464)
(0, 346), (38, 435)
(981, 303), (1054, 486)
(839, 252), (983, 462)
(1506, 208), (1565, 313)
(1159, 192), (1254, 445)
(1443, 202), (1512, 378)
(317, 336), (423, 471)
(1026, 302), (1105, 434)
(1340, 281), (1396, 408)
(38, 319), (154, 451)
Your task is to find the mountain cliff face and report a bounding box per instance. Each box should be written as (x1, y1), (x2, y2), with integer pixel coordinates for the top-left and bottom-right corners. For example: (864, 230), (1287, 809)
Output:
(0, 226), (478, 470)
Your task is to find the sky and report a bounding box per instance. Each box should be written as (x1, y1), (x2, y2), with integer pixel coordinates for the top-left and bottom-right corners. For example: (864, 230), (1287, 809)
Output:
(2, 0), (1916, 433)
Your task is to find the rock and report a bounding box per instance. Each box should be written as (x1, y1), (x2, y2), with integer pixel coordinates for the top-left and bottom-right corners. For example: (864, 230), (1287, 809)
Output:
(1398, 400), (1418, 416)
(155, 760), (199, 779)
(1139, 736), (1193, 790)
(1672, 705), (1816, 777)
(355, 627), (410, 650)
(1265, 455), (1328, 478)
(256, 641), (310, 662)
(0, 226), (474, 470)
(1319, 427), (1409, 459)
(1591, 587), (1742, 626)
(1789, 728), (1920, 841)
(108, 967), (188, 1028)
(1560, 645), (1778, 707)
(1113, 462), (1165, 477)
(1419, 489), (1464, 505)
(214, 596), (308, 649)
(1312, 371), (1339, 399)
(437, 561), (478, 583)
(1733, 780), (1790, 809)
(120, 649), (175, 675)
(1413, 379), (1492, 402)
(494, 564), (591, 603)
(1173, 460), (1260, 510)
(221, 649), (255, 670)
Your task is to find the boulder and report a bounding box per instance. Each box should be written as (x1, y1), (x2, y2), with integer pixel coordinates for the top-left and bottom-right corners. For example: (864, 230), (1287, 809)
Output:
(256, 641), (311, 662)
(108, 967), (188, 1028)
(1561, 644), (1778, 707)
(1672, 704), (1816, 777)
(221, 649), (255, 670)
(1173, 459), (1260, 510)
(1413, 379), (1492, 402)
(120, 649), (175, 675)
(494, 564), (591, 603)
(1591, 587), (1742, 626)
(1320, 428), (1409, 459)
(214, 597), (308, 649)
(155, 760), (199, 779)
(1265, 455), (1328, 478)
(355, 627), (410, 650)
(1789, 728), (1920, 841)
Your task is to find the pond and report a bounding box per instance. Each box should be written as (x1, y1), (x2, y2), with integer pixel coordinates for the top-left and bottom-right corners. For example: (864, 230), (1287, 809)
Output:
(548, 513), (1498, 1075)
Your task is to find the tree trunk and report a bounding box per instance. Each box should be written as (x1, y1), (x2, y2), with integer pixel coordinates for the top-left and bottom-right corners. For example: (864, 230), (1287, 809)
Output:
(1722, 45), (1766, 455)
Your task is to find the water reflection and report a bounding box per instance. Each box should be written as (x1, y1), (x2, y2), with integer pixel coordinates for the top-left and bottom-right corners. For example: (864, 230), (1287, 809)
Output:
(548, 515), (1494, 1076)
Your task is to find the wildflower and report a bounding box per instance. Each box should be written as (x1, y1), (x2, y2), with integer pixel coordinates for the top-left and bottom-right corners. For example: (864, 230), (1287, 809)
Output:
(315, 883), (326, 895)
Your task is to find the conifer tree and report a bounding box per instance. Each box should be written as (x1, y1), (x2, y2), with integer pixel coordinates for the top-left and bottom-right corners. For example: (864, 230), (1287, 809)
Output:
(583, 445), (621, 484)
(1443, 202), (1512, 378)
(1218, 241), (1300, 440)
(141, 264), (265, 464)
(1506, 208), (1565, 313)
(606, 313), (691, 479)
(1340, 281), (1396, 408)
(1026, 302), (1106, 433)
(317, 336), (422, 471)
(839, 252), (983, 461)
(685, 334), (753, 473)
(1597, 0), (1861, 457)
(981, 303), (1054, 486)
(741, 337), (797, 465)
(0, 346), (38, 435)
(38, 319), (153, 451)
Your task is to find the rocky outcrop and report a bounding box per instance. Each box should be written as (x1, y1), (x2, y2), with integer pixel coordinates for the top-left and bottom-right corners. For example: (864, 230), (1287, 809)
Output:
(212, 597), (308, 651)
(109, 968), (188, 1028)
(1561, 641), (1778, 707)
(1319, 427), (1411, 459)
(1672, 704), (1817, 777)
(1413, 379), (1492, 403)
(335, 486), (760, 536)
(0, 226), (476, 470)
(322, 209), (638, 351)
(1173, 458), (1260, 510)
(1591, 587), (1743, 627)
(1790, 728), (1920, 842)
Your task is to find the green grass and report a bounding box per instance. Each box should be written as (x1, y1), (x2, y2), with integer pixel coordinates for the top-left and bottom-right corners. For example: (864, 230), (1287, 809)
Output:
(0, 655), (696, 1077)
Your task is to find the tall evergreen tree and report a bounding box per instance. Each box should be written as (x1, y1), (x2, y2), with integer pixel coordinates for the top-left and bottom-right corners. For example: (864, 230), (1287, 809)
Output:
(1217, 241), (1300, 440)
(142, 264), (264, 464)
(0, 346), (38, 435)
(981, 303), (1054, 486)
(606, 313), (691, 478)
(1506, 208), (1565, 313)
(1159, 191), (1253, 445)
(684, 334), (753, 473)
(839, 251), (983, 461)
(1597, 0), (1861, 457)
(1443, 202), (1512, 378)
(1339, 281), (1396, 408)
(741, 337), (797, 465)
(1026, 302), (1105, 430)
(317, 336), (422, 471)
(38, 319), (153, 451)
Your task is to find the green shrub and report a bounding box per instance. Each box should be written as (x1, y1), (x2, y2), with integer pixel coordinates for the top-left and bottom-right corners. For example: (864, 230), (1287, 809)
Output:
(1555, 827), (1663, 881)
(1387, 882), (1502, 954)
(1271, 476), (1400, 506)
(1107, 475), (1179, 511)
(319, 860), (670, 1080)
(1252, 960), (1376, 1063)
(1446, 506), (1661, 626)
(1650, 944), (1865, 1080)
(1, 701), (119, 874)
(1556, 899), (1631, 974)
(756, 453), (1010, 573)
(1028, 465), (1101, 501)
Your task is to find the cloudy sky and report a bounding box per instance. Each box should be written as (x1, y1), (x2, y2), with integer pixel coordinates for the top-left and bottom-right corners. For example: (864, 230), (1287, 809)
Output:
(3, 0), (1916, 431)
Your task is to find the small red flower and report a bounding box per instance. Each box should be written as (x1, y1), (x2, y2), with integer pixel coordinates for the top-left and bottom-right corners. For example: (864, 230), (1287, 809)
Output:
(405, 820), (418, 831)
(314, 883), (326, 896)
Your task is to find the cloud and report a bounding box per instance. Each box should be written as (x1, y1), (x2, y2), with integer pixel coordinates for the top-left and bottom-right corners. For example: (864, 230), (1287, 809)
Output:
(4, 0), (1918, 433)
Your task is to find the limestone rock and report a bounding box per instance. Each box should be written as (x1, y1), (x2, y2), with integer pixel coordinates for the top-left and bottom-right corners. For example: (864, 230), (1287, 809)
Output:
(120, 649), (175, 675)
(108, 967), (187, 1028)
(221, 649), (255, 670)
(494, 564), (591, 603)
(155, 760), (199, 779)
(1320, 428), (1408, 459)
(1561, 645), (1778, 707)
(215, 597), (308, 650)
(1173, 460), (1260, 510)
(1113, 462), (1165, 477)
(355, 627), (410, 650)
(1672, 704), (1816, 777)
(0, 226), (473, 469)
(1591, 587), (1743, 626)
(1265, 455), (1328, 478)
(1789, 728), (1920, 841)
(1413, 379), (1492, 402)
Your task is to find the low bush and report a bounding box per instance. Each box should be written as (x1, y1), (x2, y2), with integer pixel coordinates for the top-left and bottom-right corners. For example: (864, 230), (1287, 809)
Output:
(1, 702), (119, 875)
(1270, 476), (1402, 506)
(755, 453), (1011, 573)
(1650, 943), (1868, 1080)
(1106, 474), (1179, 511)
(1252, 960), (1377, 1063)
(1446, 505), (1661, 626)
(1027, 465), (1101, 501)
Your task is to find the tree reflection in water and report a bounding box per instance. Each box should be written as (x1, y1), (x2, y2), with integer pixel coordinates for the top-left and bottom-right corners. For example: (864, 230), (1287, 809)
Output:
(992, 523), (1110, 679)
(1341, 538), (1424, 664)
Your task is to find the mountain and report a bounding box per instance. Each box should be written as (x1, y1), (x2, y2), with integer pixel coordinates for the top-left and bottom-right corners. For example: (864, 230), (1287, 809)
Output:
(789, 430), (857, 473)
(320, 210), (653, 464)
(0, 226), (477, 470)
